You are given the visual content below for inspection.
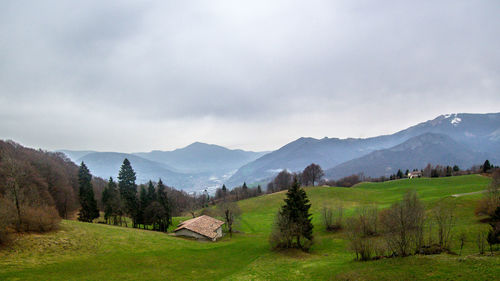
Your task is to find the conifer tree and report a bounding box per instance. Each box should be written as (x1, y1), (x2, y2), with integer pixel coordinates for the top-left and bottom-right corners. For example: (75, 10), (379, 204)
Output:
(118, 158), (139, 227)
(77, 162), (99, 222)
(138, 185), (148, 228)
(242, 182), (248, 198)
(483, 160), (492, 173)
(397, 169), (403, 179)
(257, 185), (262, 194)
(147, 180), (156, 202)
(102, 177), (120, 225)
(157, 179), (172, 232)
(277, 177), (314, 250)
(222, 184), (227, 200)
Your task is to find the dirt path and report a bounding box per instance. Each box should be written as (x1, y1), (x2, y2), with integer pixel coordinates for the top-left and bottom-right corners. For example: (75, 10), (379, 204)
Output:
(451, 190), (486, 198)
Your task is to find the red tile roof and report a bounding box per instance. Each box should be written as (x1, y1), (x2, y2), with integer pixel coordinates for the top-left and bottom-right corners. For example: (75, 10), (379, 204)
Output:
(174, 215), (225, 239)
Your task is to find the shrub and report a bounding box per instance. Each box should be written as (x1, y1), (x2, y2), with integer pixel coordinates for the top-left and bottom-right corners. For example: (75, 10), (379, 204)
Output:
(433, 199), (456, 249)
(0, 198), (16, 245)
(477, 231), (487, 255)
(322, 203), (344, 232)
(345, 218), (374, 261)
(380, 190), (425, 256)
(475, 169), (500, 217)
(350, 204), (378, 237)
(19, 204), (61, 232)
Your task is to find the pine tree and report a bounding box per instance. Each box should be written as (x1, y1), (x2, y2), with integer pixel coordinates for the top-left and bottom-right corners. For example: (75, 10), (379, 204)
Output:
(147, 180), (156, 202)
(118, 158), (139, 227)
(278, 177), (314, 250)
(102, 177), (120, 225)
(138, 185), (148, 228)
(483, 160), (492, 173)
(157, 179), (172, 232)
(242, 182), (248, 198)
(257, 185), (262, 194)
(221, 184), (227, 200)
(397, 169), (403, 179)
(77, 162), (99, 222)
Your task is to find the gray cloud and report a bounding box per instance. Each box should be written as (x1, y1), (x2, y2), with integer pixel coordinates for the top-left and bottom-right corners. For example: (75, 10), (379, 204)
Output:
(1, 0), (499, 152)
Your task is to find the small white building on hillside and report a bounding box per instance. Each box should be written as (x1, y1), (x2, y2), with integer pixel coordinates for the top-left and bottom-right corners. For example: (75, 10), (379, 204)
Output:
(174, 215), (224, 241)
(408, 171), (423, 178)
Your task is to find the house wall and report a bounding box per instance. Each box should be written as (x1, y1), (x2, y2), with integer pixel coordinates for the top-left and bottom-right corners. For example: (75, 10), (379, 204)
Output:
(174, 227), (224, 241)
(215, 227), (223, 239)
(175, 229), (207, 240)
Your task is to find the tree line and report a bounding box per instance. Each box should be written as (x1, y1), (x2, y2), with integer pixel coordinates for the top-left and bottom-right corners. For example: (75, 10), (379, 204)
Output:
(78, 158), (211, 232)
(266, 160), (496, 193)
(0, 140), (104, 245)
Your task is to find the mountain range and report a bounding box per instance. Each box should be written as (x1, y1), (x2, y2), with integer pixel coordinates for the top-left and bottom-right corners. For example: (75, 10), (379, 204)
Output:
(60, 112), (500, 192)
(60, 143), (266, 192)
(226, 113), (500, 186)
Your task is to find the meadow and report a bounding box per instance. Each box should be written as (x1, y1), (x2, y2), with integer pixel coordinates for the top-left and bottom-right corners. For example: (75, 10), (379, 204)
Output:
(0, 175), (499, 280)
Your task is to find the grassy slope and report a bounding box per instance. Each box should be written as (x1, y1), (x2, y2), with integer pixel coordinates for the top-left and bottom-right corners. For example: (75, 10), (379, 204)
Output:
(1, 175), (499, 280)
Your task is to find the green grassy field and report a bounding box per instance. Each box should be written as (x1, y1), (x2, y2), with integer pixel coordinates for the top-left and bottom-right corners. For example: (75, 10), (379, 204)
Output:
(1, 175), (499, 280)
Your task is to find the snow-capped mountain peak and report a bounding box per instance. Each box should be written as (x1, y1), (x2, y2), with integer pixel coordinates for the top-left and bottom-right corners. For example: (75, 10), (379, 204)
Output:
(451, 117), (462, 126)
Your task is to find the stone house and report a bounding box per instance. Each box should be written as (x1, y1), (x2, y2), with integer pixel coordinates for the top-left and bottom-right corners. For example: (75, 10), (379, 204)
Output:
(174, 215), (224, 241)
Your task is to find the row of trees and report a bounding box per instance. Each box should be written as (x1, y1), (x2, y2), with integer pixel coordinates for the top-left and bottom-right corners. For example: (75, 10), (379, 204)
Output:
(267, 163), (325, 194)
(338, 168), (500, 261)
(213, 182), (263, 203)
(77, 159), (174, 232)
(341, 191), (462, 260)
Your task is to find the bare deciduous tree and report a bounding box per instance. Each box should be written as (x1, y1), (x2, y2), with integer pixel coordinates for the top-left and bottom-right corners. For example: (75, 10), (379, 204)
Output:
(322, 202), (344, 231)
(433, 199), (456, 249)
(477, 231), (487, 254)
(458, 232), (467, 256)
(380, 190), (425, 256)
(302, 163), (324, 186)
(345, 217), (374, 261)
(217, 201), (241, 237)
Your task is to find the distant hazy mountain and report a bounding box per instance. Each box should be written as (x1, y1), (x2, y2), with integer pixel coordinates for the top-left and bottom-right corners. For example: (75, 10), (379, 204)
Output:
(58, 150), (96, 162)
(226, 113), (500, 187)
(60, 142), (266, 192)
(77, 152), (190, 188)
(134, 142), (267, 174)
(324, 133), (489, 179)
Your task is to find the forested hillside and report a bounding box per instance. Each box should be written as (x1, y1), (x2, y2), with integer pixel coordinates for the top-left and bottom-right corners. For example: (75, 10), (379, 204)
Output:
(0, 140), (107, 244)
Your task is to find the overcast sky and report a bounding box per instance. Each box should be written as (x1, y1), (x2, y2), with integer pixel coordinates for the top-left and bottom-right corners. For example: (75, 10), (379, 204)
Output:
(1, 1), (499, 152)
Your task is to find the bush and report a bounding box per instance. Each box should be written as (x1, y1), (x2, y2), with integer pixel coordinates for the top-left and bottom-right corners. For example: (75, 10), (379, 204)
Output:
(19, 205), (61, 232)
(476, 169), (500, 217)
(0, 198), (16, 245)
(418, 244), (445, 255)
(477, 231), (487, 255)
(379, 190), (425, 257)
(322, 203), (344, 232)
(354, 205), (378, 237)
(345, 218), (375, 261)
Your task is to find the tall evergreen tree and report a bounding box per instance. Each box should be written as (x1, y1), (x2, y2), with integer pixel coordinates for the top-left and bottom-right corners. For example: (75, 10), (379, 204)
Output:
(397, 169), (403, 179)
(483, 160), (492, 173)
(77, 162), (99, 222)
(257, 185), (262, 194)
(242, 182), (248, 198)
(102, 177), (121, 225)
(138, 185), (148, 228)
(118, 158), (139, 227)
(147, 180), (156, 202)
(157, 179), (172, 232)
(278, 177), (314, 250)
